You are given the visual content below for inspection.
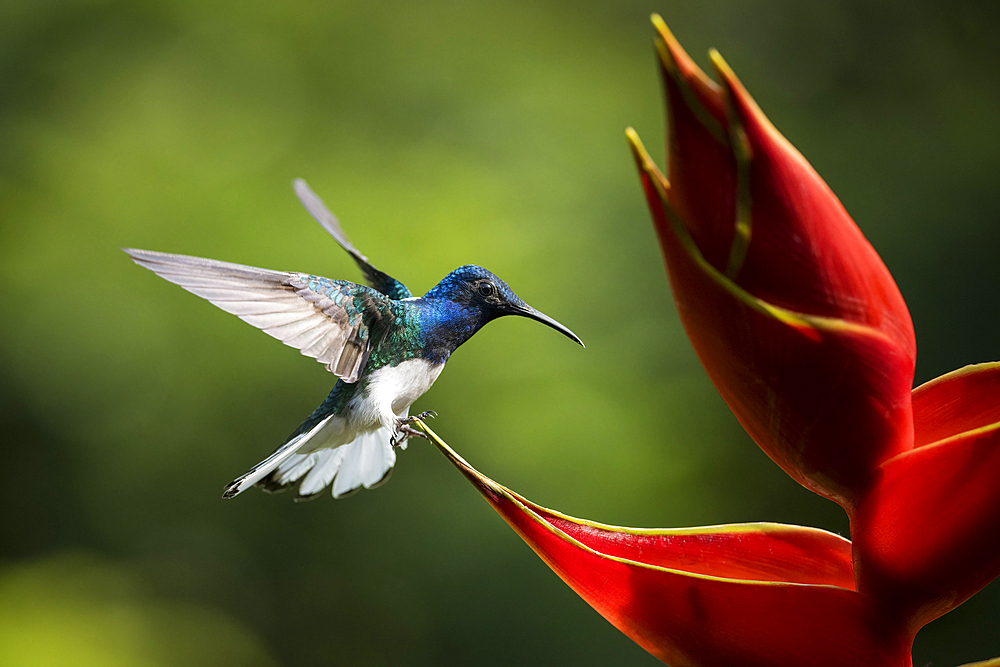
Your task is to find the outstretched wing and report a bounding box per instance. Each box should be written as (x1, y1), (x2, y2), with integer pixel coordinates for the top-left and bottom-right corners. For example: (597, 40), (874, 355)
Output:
(124, 248), (395, 383)
(293, 178), (413, 300)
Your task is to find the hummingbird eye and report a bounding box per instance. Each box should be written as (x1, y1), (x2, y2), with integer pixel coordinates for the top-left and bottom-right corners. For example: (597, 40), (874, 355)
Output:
(478, 281), (495, 297)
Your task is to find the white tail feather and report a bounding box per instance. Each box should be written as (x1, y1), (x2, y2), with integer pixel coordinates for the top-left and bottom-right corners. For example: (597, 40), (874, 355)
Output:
(331, 430), (395, 498)
(298, 448), (343, 496)
(222, 415), (335, 498)
(250, 425), (397, 500)
(273, 450), (321, 486)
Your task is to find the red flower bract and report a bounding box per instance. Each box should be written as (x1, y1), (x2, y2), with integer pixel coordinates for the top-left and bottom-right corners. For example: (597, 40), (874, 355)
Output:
(423, 423), (910, 667)
(424, 16), (1000, 667)
(633, 17), (917, 511)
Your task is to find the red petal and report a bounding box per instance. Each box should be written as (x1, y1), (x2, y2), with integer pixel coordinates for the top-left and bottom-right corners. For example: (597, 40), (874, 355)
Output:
(854, 422), (1000, 631)
(628, 130), (913, 509)
(711, 54), (915, 355)
(653, 17), (736, 273)
(656, 22), (915, 363)
(912, 362), (1000, 447)
(540, 513), (856, 589)
(422, 422), (912, 667)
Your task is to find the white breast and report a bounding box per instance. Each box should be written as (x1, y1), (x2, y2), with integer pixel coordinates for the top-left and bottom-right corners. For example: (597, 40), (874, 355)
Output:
(359, 358), (446, 422)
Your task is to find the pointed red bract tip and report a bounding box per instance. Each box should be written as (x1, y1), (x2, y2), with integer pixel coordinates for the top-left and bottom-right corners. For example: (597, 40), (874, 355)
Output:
(652, 17), (737, 274)
(652, 15), (725, 123)
(708, 50), (915, 353)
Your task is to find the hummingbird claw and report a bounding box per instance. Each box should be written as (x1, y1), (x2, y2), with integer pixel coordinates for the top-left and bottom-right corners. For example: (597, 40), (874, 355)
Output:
(390, 425), (428, 448)
(398, 410), (437, 426)
(390, 411), (437, 447)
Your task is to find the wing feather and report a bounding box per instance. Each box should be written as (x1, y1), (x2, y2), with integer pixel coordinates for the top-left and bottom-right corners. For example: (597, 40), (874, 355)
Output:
(123, 247), (396, 383)
(293, 179), (413, 300)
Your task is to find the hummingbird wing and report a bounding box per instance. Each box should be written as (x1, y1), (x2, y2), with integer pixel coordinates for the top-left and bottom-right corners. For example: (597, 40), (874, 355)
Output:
(123, 248), (396, 383)
(293, 178), (413, 300)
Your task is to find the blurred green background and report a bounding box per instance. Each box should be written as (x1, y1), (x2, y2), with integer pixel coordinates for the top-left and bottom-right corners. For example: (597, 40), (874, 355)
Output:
(2, 0), (999, 664)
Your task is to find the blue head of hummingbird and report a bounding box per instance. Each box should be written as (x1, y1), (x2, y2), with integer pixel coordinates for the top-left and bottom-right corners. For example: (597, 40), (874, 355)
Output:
(124, 179), (583, 501)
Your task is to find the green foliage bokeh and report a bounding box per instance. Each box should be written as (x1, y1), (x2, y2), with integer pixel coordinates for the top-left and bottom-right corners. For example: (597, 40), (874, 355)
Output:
(2, 0), (999, 664)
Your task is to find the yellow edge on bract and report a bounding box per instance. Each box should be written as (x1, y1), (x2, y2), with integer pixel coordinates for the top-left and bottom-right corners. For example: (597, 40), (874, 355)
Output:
(709, 48), (759, 281)
(911, 361), (1000, 447)
(719, 57), (753, 280)
(709, 48), (790, 159)
(412, 418), (851, 588)
(708, 46), (827, 205)
(881, 419), (1000, 470)
(956, 657), (1000, 667)
(651, 14), (728, 147)
(625, 127), (896, 346)
(912, 361), (1000, 395)
(649, 25), (752, 279)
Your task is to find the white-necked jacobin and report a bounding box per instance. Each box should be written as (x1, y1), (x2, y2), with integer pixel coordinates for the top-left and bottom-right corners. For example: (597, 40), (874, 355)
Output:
(124, 180), (583, 501)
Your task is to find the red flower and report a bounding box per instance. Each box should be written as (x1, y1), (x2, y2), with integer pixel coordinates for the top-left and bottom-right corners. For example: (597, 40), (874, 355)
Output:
(634, 16), (916, 512)
(421, 16), (1000, 666)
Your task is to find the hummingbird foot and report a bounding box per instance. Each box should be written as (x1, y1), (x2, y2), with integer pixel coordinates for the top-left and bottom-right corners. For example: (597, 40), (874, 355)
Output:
(389, 411), (438, 447)
(390, 425), (424, 448)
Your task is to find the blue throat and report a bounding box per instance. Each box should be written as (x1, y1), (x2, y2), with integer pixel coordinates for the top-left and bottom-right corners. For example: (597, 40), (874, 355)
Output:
(416, 264), (523, 362)
(413, 297), (493, 364)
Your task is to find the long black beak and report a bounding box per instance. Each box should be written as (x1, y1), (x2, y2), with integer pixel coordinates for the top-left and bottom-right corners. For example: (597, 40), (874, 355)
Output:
(512, 304), (585, 347)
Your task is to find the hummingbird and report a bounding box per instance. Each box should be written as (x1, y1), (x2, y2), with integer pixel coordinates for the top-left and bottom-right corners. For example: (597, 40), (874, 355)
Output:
(124, 179), (583, 501)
